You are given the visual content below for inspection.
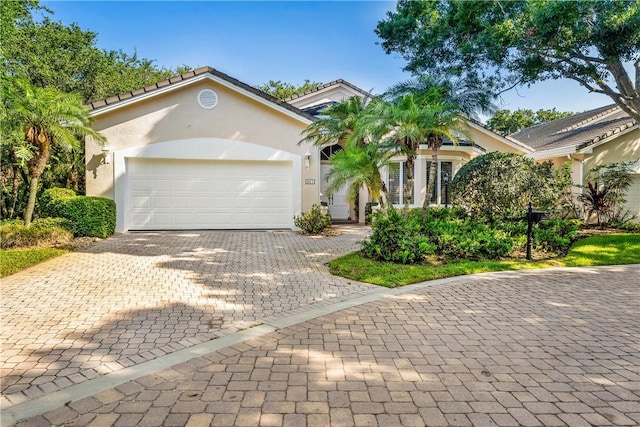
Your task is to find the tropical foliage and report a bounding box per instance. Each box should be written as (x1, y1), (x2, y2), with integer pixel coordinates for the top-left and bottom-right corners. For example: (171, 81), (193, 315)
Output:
(578, 161), (636, 225)
(1, 76), (105, 225)
(376, 0), (640, 122)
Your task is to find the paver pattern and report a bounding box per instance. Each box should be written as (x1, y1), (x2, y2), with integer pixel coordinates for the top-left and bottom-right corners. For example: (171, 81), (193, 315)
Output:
(15, 264), (640, 426)
(1, 227), (374, 408)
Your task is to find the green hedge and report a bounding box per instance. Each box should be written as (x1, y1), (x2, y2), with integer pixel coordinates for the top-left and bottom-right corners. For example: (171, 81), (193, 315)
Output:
(40, 188), (116, 238)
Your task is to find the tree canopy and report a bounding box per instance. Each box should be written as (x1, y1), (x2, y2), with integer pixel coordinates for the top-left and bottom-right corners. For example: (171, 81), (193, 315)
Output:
(487, 108), (575, 135)
(256, 79), (322, 100)
(376, 0), (640, 122)
(1, 0), (185, 103)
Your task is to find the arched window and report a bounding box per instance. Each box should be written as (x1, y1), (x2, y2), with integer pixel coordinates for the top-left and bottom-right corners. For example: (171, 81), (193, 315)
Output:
(320, 144), (343, 161)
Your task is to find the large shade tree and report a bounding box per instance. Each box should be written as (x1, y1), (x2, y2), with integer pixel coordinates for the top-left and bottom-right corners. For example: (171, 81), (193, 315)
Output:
(376, 0), (640, 122)
(1, 77), (105, 225)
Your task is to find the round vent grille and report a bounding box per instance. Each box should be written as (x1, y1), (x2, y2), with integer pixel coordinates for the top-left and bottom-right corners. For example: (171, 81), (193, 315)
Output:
(197, 89), (219, 109)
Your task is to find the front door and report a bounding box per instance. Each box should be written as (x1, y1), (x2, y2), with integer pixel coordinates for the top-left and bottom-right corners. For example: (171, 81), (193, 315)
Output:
(321, 164), (350, 220)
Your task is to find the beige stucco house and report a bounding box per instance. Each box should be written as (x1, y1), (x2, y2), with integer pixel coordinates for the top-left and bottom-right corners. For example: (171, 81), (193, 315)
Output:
(511, 105), (640, 220)
(86, 66), (528, 231)
(86, 66), (639, 231)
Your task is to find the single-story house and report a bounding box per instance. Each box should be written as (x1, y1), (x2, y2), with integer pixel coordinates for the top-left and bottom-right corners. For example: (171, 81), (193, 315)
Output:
(85, 66), (639, 231)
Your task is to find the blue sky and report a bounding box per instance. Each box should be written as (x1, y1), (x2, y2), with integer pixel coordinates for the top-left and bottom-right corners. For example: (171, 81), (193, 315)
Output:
(41, 1), (613, 117)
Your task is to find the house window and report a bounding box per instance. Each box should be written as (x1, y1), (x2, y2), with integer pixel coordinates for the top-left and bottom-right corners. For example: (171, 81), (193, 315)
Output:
(388, 161), (412, 205)
(425, 161), (453, 205)
(320, 144), (343, 161)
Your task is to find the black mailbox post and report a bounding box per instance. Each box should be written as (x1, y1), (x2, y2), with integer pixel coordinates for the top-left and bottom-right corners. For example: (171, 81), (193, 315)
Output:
(526, 202), (548, 260)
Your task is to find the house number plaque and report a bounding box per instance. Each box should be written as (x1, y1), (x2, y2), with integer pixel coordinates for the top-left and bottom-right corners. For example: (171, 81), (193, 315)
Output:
(305, 179), (316, 185)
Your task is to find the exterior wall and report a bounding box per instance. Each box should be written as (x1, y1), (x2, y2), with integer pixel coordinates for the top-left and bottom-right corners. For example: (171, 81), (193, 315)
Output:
(537, 128), (640, 222)
(86, 77), (320, 230)
(583, 129), (640, 220)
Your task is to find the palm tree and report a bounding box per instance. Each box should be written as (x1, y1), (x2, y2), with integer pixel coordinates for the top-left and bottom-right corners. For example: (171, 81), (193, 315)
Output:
(385, 76), (495, 212)
(363, 93), (464, 215)
(300, 95), (392, 209)
(324, 139), (393, 209)
(299, 95), (371, 147)
(1, 76), (105, 225)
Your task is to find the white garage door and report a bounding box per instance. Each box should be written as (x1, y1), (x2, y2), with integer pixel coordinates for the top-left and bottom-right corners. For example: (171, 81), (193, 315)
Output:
(127, 158), (292, 230)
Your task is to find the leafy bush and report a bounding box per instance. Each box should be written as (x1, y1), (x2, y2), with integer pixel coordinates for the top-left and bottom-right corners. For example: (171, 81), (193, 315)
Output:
(610, 220), (640, 232)
(450, 152), (561, 221)
(534, 219), (579, 253)
(362, 209), (435, 264)
(40, 188), (76, 218)
(578, 161), (636, 226)
(0, 218), (73, 249)
(420, 215), (515, 260)
(294, 204), (332, 234)
(39, 188), (116, 238)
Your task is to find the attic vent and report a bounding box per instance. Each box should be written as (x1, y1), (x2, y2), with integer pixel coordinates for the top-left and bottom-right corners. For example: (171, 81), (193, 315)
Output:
(197, 89), (219, 109)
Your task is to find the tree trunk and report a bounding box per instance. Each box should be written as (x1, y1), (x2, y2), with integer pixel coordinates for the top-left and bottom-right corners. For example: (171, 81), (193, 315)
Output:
(24, 174), (40, 226)
(422, 148), (439, 217)
(403, 156), (414, 216)
(24, 128), (51, 226)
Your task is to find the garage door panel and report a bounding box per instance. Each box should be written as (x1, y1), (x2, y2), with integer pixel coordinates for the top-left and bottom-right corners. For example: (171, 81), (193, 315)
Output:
(127, 158), (292, 230)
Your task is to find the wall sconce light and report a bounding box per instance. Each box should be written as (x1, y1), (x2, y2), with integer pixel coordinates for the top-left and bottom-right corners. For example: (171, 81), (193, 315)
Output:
(101, 145), (111, 165)
(304, 151), (311, 168)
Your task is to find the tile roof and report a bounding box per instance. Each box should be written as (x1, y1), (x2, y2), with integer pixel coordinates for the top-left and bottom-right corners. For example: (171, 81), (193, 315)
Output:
(510, 105), (637, 152)
(284, 79), (373, 102)
(86, 66), (316, 121)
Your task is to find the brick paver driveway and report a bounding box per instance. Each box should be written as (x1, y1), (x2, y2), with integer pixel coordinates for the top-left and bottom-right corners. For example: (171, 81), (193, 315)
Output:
(2, 229), (639, 426)
(1, 226), (374, 409)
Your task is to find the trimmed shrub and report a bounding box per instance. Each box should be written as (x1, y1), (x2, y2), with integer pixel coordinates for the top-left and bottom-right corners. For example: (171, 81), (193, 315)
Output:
(451, 152), (559, 221)
(39, 188), (116, 238)
(40, 188), (76, 218)
(294, 204), (332, 234)
(0, 218), (73, 249)
(362, 209), (435, 264)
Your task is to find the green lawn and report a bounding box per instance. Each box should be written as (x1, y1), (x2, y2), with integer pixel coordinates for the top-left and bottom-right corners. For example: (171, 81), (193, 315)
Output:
(329, 233), (640, 287)
(0, 247), (69, 278)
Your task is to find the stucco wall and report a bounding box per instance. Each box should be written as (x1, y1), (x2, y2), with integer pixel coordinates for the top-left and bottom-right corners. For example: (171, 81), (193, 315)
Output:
(86, 77), (320, 219)
(583, 129), (640, 219)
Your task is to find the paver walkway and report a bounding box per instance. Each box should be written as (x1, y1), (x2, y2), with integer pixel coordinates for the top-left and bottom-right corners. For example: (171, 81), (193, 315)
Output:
(7, 264), (640, 426)
(1, 226), (375, 410)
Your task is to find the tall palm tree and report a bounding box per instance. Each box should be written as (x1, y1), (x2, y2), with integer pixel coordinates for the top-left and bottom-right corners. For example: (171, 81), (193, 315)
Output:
(364, 93), (464, 215)
(2, 76), (105, 225)
(385, 76), (495, 212)
(300, 95), (392, 209)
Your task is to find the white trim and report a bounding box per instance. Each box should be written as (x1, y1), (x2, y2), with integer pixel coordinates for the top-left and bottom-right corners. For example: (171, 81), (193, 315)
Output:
(90, 74), (313, 125)
(576, 125), (638, 154)
(528, 146), (577, 160)
(113, 138), (302, 232)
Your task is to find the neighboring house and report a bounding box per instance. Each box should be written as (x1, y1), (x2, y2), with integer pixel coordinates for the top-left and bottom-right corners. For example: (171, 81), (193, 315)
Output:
(85, 66), (639, 232)
(510, 105), (640, 220)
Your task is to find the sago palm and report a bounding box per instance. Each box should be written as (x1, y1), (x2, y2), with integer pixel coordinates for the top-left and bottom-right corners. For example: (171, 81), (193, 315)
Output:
(2, 76), (105, 225)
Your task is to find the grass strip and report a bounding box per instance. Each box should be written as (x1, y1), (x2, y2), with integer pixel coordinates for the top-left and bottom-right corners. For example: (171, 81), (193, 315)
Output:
(0, 248), (69, 278)
(328, 233), (640, 287)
